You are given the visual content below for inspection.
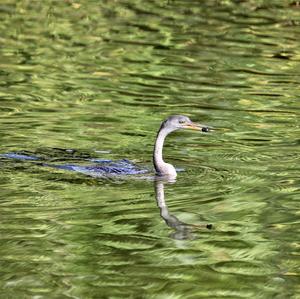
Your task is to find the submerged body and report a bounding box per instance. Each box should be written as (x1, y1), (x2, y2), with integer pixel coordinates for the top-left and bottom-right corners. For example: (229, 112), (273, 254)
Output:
(0, 153), (147, 177)
(1, 115), (209, 178)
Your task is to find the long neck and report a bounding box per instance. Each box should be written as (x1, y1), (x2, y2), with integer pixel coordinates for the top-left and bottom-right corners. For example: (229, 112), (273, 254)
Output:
(153, 126), (175, 175)
(153, 127), (167, 173)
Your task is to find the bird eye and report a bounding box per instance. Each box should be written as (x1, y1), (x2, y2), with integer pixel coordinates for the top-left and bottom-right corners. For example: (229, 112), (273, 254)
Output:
(178, 120), (185, 124)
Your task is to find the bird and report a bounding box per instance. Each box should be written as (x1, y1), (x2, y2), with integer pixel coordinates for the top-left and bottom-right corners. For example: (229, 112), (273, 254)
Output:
(153, 115), (209, 178)
(0, 115), (210, 178)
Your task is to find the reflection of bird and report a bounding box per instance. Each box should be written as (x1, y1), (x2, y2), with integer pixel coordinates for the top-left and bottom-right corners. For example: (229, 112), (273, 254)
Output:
(153, 115), (209, 178)
(155, 180), (212, 240)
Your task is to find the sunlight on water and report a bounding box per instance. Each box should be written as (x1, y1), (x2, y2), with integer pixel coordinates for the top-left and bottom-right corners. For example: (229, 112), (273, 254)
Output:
(0, 0), (299, 298)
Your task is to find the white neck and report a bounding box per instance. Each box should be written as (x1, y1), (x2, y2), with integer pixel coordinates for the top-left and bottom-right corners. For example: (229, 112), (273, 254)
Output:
(153, 127), (177, 177)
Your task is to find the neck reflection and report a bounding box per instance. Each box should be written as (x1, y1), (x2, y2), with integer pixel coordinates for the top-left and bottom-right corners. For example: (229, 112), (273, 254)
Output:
(154, 179), (212, 240)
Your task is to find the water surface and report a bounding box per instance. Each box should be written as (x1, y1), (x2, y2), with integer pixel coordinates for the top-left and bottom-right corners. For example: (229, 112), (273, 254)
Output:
(0, 1), (299, 298)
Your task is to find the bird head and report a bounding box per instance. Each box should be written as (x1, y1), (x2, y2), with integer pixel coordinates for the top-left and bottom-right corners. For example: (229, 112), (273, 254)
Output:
(161, 115), (210, 133)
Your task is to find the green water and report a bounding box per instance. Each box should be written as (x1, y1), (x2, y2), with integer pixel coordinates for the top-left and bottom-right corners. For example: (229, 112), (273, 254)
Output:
(0, 1), (300, 298)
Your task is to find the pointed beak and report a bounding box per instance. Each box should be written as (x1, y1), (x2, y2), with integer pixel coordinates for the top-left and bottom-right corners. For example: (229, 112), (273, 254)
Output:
(183, 122), (212, 132)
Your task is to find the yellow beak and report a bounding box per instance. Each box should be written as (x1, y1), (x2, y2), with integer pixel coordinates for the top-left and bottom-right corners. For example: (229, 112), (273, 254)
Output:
(183, 123), (210, 132)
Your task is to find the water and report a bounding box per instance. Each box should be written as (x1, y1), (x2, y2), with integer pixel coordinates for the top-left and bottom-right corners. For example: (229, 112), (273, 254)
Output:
(0, 0), (300, 298)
